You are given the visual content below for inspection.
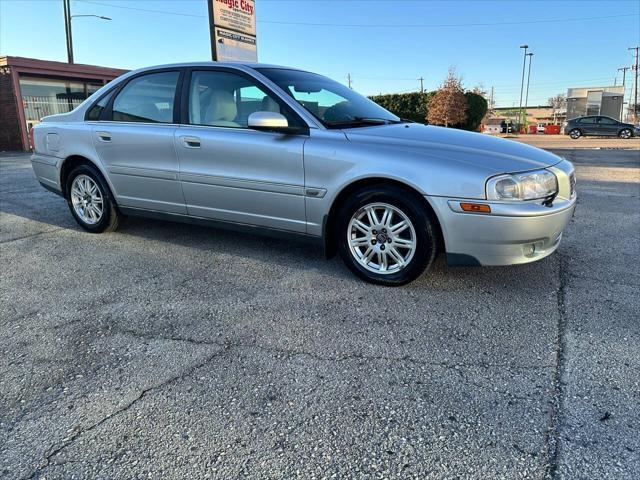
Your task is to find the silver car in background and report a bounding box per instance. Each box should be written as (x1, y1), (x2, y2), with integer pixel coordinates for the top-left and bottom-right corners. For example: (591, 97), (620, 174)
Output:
(31, 62), (576, 285)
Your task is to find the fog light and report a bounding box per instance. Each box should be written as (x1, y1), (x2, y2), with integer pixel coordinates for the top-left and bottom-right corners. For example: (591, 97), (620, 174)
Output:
(523, 243), (536, 256)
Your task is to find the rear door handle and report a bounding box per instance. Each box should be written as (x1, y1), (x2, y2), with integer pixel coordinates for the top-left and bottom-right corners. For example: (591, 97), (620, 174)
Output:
(97, 131), (111, 142)
(180, 136), (201, 148)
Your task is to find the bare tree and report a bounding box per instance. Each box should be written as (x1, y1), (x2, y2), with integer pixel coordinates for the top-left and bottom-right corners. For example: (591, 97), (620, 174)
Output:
(428, 68), (468, 127)
(548, 93), (567, 124)
(471, 83), (488, 98)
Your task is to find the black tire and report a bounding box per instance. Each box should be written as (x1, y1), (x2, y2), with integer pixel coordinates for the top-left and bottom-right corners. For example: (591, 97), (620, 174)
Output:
(65, 163), (120, 233)
(336, 184), (438, 286)
(619, 128), (633, 139)
(569, 129), (581, 139)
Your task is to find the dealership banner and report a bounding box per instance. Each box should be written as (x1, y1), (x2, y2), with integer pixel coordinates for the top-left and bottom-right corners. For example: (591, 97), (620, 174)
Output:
(208, 0), (257, 61)
(214, 28), (258, 62)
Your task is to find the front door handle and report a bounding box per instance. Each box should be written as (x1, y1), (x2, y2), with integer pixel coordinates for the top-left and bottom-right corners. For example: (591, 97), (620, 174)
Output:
(180, 136), (201, 148)
(97, 131), (111, 142)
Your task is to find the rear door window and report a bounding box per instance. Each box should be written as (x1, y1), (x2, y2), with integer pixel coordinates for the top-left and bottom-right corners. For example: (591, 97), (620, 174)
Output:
(597, 117), (616, 125)
(86, 90), (115, 121)
(111, 71), (179, 123)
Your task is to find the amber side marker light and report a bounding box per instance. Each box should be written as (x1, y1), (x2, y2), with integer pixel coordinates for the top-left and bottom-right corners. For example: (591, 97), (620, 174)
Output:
(460, 202), (492, 213)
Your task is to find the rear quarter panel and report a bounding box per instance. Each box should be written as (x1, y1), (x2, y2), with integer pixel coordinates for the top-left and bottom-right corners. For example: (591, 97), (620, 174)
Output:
(32, 122), (115, 197)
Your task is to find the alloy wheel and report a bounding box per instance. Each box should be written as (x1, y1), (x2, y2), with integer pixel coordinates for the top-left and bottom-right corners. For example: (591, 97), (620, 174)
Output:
(70, 174), (104, 225)
(347, 202), (417, 274)
(620, 129), (631, 139)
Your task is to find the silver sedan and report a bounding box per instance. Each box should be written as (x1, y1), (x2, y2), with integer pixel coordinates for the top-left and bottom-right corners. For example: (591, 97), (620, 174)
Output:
(31, 62), (576, 285)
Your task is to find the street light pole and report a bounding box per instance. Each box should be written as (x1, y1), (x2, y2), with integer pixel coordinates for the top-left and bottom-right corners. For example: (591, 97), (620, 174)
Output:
(518, 44), (529, 129)
(524, 53), (534, 129)
(63, 0), (111, 64)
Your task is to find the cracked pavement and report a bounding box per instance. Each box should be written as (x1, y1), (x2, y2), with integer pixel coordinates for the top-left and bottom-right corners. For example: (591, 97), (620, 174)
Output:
(0, 148), (638, 479)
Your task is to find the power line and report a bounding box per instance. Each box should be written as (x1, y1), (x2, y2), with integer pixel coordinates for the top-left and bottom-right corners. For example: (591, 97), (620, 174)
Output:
(76, 0), (206, 17)
(76, 2), (637, 28)
(350, 75), (419, 81)
(335, 74), (616, 88)
(490, 77), (618, 90)
(258, 13), (637, 28)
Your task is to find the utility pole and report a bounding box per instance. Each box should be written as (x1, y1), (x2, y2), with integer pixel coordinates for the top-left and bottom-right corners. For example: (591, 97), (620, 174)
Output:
(63, 0), (73, 63)
(524, 52), (534, 128)
(419, 77), (424, 93)
(490, 86), (494, 111)
(347, 73), (352, 89)
(618, 66), (630, 121)
(629, 46), (639, 123)
(518, 44), (529, 129)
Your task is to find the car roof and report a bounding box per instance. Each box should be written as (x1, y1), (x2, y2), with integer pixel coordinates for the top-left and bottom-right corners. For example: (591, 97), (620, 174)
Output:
(574, 115), (617, 120)
(128, 61), (307, 74)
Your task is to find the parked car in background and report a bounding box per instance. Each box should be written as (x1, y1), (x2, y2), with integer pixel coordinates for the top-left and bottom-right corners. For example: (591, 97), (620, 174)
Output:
(562, 116), (635, 139)
(499, 120), (518, 134)
(31, 62), (577, 285)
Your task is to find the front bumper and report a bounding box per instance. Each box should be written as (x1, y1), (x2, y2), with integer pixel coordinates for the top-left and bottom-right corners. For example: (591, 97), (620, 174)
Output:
(427, 161), (577, 267)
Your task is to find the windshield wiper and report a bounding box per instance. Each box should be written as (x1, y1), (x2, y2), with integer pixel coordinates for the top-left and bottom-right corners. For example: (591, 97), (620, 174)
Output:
(325, 117), (403, 128)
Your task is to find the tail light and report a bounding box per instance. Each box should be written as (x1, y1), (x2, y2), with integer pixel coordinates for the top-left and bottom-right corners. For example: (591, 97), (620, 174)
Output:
(28, 127), (35, 152)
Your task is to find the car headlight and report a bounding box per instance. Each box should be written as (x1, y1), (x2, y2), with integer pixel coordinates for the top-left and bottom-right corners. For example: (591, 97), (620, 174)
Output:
(486, 169), (558, 201)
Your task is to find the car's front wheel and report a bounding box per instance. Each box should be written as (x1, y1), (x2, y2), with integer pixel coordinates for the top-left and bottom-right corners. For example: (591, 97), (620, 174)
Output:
(619, 128), (633, 139)
(569, 129), (581, 139)
(66, 164), (120, 233)
(336, 185), (438, 286)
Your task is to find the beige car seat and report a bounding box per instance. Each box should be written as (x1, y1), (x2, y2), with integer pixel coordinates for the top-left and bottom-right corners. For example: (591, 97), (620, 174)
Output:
(204, 90), (240, 127)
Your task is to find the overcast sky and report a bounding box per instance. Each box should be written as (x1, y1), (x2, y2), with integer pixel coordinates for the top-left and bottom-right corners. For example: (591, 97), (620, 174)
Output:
(1, 0), (639, 106)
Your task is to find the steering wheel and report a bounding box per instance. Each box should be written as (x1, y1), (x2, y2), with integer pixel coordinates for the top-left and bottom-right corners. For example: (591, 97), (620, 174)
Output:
(323, 101), (355, 122)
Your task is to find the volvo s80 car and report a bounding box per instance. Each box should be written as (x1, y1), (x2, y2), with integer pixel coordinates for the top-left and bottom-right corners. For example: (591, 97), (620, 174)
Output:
(31, 62), (577, 285)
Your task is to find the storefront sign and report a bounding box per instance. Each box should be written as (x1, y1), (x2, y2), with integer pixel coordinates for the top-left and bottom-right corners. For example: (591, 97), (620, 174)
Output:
(214, 28), (258, 62)
(208, 0), (257, 61)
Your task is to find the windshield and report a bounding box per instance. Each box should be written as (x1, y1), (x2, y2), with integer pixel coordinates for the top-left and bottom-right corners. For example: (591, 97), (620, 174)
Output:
(257, 68), (401, 128)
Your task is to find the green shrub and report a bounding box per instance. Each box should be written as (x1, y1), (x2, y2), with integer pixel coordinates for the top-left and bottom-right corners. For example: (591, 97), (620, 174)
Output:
(369, 91), (487, 131)
(458, 92), (488, 131)
(368, 92), (432, 124)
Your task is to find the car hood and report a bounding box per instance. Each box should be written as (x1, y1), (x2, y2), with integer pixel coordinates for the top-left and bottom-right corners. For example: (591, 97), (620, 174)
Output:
(343, 123), (562, 174)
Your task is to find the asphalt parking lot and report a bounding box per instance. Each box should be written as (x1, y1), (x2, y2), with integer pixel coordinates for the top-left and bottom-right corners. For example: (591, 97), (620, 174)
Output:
(1, 147), (638, 479)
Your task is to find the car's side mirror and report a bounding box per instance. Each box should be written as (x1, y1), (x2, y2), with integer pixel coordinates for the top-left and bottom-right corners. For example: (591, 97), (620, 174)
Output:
(248, 111), (301, 134)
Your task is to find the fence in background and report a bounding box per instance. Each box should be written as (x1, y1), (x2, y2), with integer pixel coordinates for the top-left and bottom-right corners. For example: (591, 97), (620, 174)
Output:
(22, 96), (84, 122)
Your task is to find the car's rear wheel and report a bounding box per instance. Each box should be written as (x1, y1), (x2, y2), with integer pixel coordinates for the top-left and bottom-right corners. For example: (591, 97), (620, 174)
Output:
(569, 129), (581, 139)
(619, 128), (632, 139)
(336, 185), (437, 286)
(66, 164), (120, 233)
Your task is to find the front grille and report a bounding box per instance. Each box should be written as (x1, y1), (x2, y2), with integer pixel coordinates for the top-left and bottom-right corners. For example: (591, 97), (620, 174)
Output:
(569, 171), (576, 197)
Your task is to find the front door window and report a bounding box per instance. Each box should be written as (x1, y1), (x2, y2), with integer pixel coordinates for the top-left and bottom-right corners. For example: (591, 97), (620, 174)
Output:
(187, 70), (297, 128)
